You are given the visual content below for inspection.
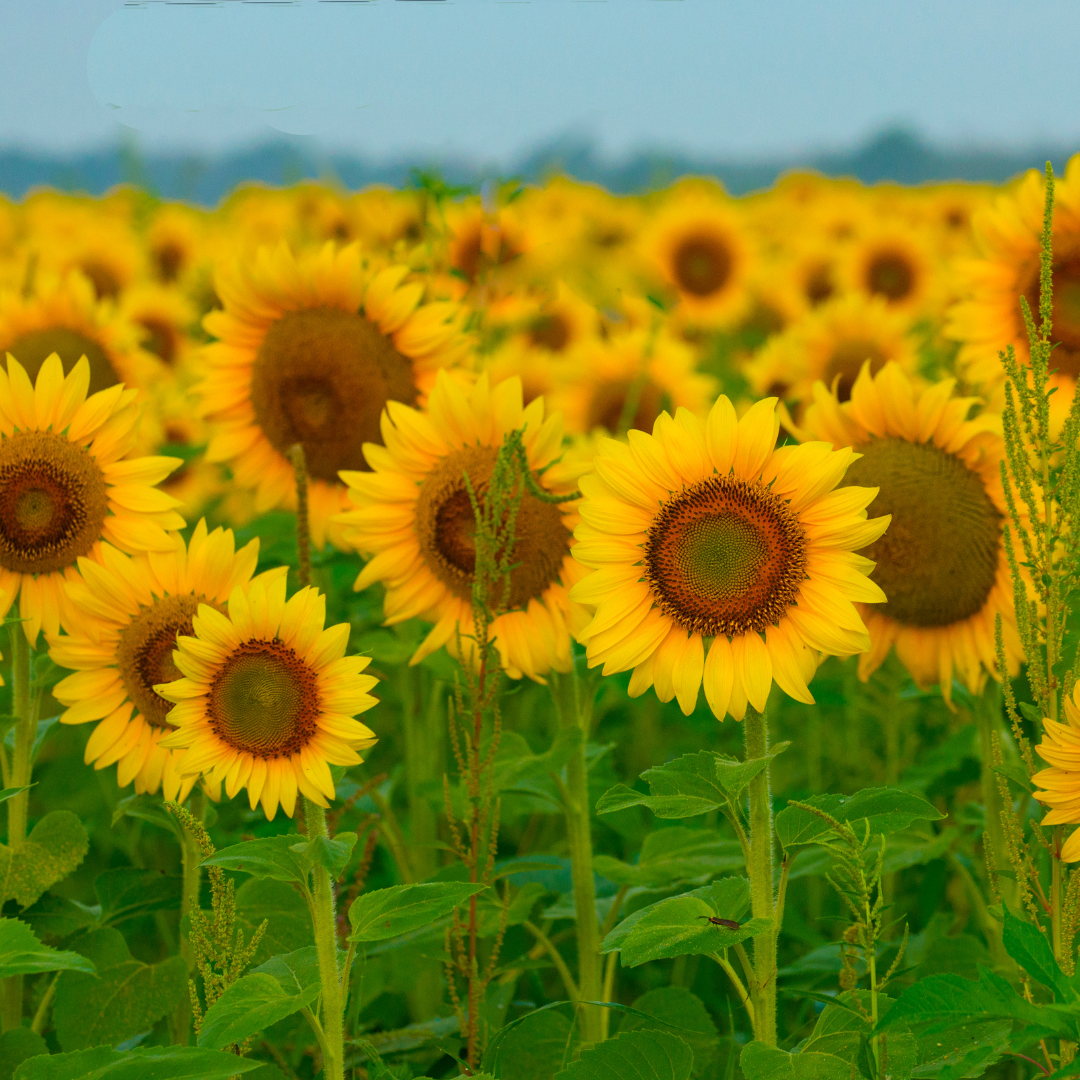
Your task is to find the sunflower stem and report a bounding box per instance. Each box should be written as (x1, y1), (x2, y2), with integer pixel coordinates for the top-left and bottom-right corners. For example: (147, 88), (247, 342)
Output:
(290, 443), (311, 590)
(2, 627), (35, 1033)
(172, 787), (205, 1045)
(303, 797), (344, 1080)
(549, 664), (603, 1046)
(744, 702), (777, 1046)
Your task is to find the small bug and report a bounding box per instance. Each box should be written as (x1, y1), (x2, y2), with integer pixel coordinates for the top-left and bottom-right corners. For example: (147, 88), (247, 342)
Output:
(698, 916), (740, 930)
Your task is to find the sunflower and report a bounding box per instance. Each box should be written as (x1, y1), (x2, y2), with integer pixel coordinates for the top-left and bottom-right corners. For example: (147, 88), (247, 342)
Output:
(146, 204), (210, 286)
(837, 224), (937, 315)
(156, 573), (379, 821)
(644, 189), (753, 326)
(334, 371), (588, 682)
(0, 271), (163, 397)
(198, 242), (471, 549)
(49, 521), (268, 801)
(946, 156), (1080, 406)
(746, 294), (920, 408)
(570, 396), (888, 719)
(120, 284), (199, 378)
(1033, 684), (1080, 861)
(549, 326), (717, 437)
(800, 360), (1023, 701)
(0, 354), (185, 643)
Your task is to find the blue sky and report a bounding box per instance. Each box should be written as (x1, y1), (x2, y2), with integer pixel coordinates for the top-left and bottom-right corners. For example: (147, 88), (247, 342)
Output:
(2, 1), (1079, 163)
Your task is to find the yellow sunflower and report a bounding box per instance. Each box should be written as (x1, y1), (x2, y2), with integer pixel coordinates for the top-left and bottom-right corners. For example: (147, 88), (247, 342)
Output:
(800, 360), (1022, 701)
(644, 190), (753, 326)
(570, 396), (888, 720)
(156, 573), (379, 821)
(837, 223), (937, 315)
(49, 521), (269, 801)
(198, 241), (471, 549)
(746, 294), (920, 407)
(334, 371), (589, 682)
(1033, 684), (1080, 861)
(146, 204), (210, 287)
(0, 354), (185, 643)
(120, 284), (199, 379)
(946, 156), (1080, 407)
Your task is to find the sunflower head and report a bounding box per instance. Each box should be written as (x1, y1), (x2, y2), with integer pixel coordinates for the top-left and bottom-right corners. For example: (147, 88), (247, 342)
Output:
(157, 572), (378, 821)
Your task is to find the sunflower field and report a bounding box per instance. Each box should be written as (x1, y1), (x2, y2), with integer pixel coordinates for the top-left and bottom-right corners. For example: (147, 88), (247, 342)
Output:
(0, 156), (1075, 1080)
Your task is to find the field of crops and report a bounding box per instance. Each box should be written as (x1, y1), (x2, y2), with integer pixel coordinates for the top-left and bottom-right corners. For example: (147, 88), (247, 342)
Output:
(0, 159), (1075, 1080)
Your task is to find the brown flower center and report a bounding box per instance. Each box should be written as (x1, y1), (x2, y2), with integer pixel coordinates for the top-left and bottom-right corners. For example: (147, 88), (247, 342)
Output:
(153, 241), (184, 283)
(80, 261), (121, 301)
(138, 316), (179, 365)
(118, 594), (221, 728)
(587, 379), (665, 435)
(529, 313), (571, 352)
(644, 475), (808, 637)
(805, 263), (835, 306)
(208, 639), (320, 758)
(672, 233), (732, 297)
(415, 445), (571, 609)
(822, 340), (889, 402)
(1021, 246), (1080, 381)
(865, 249), (915, 302)
(5, 327), (120, 395)
(0, 430), (110, 574)
(843, 438), (1001, 627)
(250, 307), (418, 483)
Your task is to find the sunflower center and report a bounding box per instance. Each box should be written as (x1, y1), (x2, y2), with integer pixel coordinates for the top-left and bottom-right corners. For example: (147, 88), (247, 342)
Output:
(208, 640), (320, 759)
(587, 379), (665, 434)
(6, 327), (119, 396)
(153, 242), (183, 283)
(1022, 251), (1080, 380)
(415, 445), (571, 609)
(80, 261), (121, 301)
(138, 317), (178, 365)
(118, 594), (219, 727)
(250, 307), (418, 483)
(805, 264), (834, 306)
(865, 251), (915, 301)
(843, 438), (1001, 627)
(0, 431), (109, 575)
(823, 340), (888, 402)
(672, 234), (732, 297)
(529, 314), (571, 352)
(644, 474), (808, 637)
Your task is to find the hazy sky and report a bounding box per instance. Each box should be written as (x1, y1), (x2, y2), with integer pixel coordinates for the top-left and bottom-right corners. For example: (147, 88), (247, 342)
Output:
(2, 0), (1078, 163)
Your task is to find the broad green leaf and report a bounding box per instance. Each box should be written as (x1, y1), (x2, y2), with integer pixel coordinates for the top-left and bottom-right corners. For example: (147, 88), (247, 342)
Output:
(348, 882), (487, 943)
(593, 828), (744, 888)
(292, 832), (356, 879)
(621, 988), (718, 1078)
(110, 794), (183, 841)
(0, 918), (94, 977)
(899, 725), (977, 792)
(775, 787), (944, 849)
(0, 786), (31, 805)
(200, 834), (309, 884)
(922, 1022), (1012, 1080)
(799, 991), (917, 1077)
(714, 742), (790, 796)
(992, 761), (1034, 794)
(554, 1030), (693, 1080)
(234, 878), (314, 965)
(197, 947), (322, 1049)
(93, 868), (181, 928)
(1001, 906), (1074, 1001)
(878, 967), (1077, 1040)
(739, 1042), (853, 1080)
(52, 928), (188, 1052)
(482, 1006), (576, 1079)
(0, 1026), (47, 1080)
(19, 895), (97, 943)
(357, 1016), (459, 1058)
(596, 752), (727, 820)
(0, 811), (89, 908)
(13, 1045), (265, 1080)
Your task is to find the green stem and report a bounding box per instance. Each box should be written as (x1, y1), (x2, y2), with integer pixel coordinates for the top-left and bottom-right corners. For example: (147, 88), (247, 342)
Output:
(2, 628), (34, 1033)
(710, 951), (756, 1030)
(549, 666), (603, 1046)
(744, 703), (777, 1046)
(172, 789), (205, 1045)
(866, 896), (880, 1078)
(304, 798), (344, 1080)
(974, 683), (1013, 909)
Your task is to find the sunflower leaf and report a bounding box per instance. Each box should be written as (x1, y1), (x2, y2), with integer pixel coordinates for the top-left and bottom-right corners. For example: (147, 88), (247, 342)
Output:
(292, 832), (357, 880)
(200, 834), (310, 884)
(1001, 905), (1074, 1001)
(774, 787), (944, 850)
(596, 752), (729, 820)
(0, 917), (95, 978)
(553, 1029), (693, 1080)
(714, 742), (790, 796)
(348, 882), (488, 943)
(0, 811), (90, 908)
(739, 1041), (853, 1080)
(12, 1045), (266, 1080)
(93, 868), (182, 929)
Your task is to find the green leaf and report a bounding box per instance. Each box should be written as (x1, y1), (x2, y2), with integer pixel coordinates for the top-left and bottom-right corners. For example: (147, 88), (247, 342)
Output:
(596, 752), (728, 819)
(200, 834), (309, 884)
(482, 1006), (576, 1079)
(197, 948), (321, 1049)
(0, 811), (89, 908)
(1001, 906), (1074, 1000)
(348, 882), (487, 943)
(52, 928), (188, 1052)
(553, 1030), (693, 1080)
(110, 794), (183, 841)
(0, 1026), (47, 1080)
(775, 787), (944, 849)
(234, 878), (314, 966)
(292, 832), (356, 879)
(0, 786), (31, 806)
(899, 725), (977, 792)
(19, 895), (96, 943)
(0, 918), (95, 977)
(603, 879), (769, 967)
(13, 1045), (265, 1080)
(714, 742), (790, 796)
(992, 761), (1034, 794)
(93, 868), (182, 928)
(593, 828), (744, 888)
(878, 966), (1077, 1040)
(620, 988), (718, 1078)
(739, 1042), (853, 1080)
